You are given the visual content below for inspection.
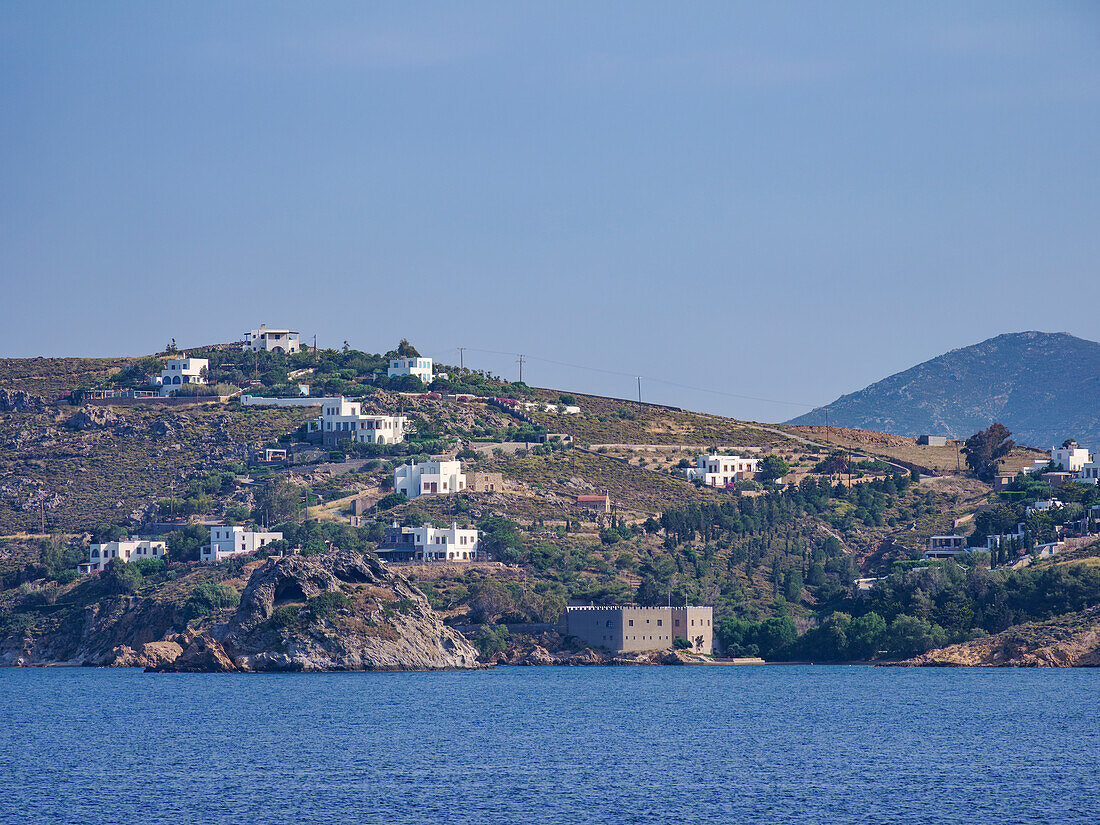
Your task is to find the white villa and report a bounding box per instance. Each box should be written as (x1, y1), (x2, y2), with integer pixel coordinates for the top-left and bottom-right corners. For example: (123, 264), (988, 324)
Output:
(380, 522), (480, 562)
(244, 325), (301, 354)
(388, 356), (433, 384)
(683, 454), (759, 488)
(202, 526), (283, 562)
(312, 397), (409, 444)
(149, 357), (208, 396)
(395, 459), (466, 499)
(78, 540), (168, 575)
(1026, 442), (1094, 475)
(1079, 460), (1100, 485)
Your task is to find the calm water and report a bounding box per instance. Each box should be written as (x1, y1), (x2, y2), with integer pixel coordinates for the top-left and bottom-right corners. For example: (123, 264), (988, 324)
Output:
(1, 666), (1098, 824)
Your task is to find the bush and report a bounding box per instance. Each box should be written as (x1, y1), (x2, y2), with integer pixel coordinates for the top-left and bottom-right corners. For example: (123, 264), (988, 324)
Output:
(186, 583), (240, 619)
(375, 492), (408, 511)
(269, 604), (301, 628)
(673, 637), (693, 650)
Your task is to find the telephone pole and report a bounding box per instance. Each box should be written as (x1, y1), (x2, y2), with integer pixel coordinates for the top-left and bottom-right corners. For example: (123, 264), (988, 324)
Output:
(517, 354), (525, 383)
(636, 376), (642, 404)
(825, 407), (830, 445)
(458, 347), (465, 370)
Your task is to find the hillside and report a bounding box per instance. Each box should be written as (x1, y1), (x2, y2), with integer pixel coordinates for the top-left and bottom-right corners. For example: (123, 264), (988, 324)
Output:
(788, 331), (1100, 449)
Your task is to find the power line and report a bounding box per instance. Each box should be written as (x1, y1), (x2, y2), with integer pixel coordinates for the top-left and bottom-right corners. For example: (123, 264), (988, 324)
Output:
(453, 346), (819, 409)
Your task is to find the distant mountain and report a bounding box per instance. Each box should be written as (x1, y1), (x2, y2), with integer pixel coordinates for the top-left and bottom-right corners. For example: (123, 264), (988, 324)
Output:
(787, 332), (1100, 449)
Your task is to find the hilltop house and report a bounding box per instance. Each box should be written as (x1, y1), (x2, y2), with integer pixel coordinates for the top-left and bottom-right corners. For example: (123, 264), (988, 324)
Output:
(1078, 460), (1100, 485)
(201, 526), (283, 562)
(563, 605), (713, 654)
(466, 472), (504, 493)
(683, 454), (759, 488)
(576, 494), (611, 515)
(394, 460), (465, 499)
(387, 356), (433, 384)
(243, 325), (301, 354)
(149, 357), (208, 396)
(78, 539), (168, 575)
(376, 522), (480, 562)
(312, 397), (408, 446)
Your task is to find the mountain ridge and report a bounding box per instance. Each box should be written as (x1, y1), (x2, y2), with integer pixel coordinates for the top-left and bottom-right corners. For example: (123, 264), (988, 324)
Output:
(787, 331), (1100, 449)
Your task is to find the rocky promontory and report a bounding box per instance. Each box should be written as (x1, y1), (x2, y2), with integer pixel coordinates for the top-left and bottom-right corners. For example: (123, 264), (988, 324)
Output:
(152, 551), (479, 672)
(893, 607), (1100, 667)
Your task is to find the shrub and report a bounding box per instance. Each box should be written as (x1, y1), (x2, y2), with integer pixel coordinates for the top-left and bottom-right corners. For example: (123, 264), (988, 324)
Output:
(303, 591), (351, 623)
(186, 583), (240, 619)
(269, 604), (301, 628)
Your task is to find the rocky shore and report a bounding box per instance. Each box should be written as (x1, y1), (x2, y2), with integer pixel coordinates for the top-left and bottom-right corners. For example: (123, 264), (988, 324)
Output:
(892, 607), (1100, 667)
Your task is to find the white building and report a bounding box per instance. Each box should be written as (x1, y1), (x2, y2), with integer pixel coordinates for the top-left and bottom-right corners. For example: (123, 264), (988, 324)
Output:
(388, 356), (433, 384)
(683, 454), (759, 487)
(78, 540), (168, 575)
(395, 459), (466, 499)
(149, 357), (208, 396)
(380, 522), (480, 562)
(1027, 442), (1094, 474)
(202, 526), (283, 562)
(244, 325), (301, 354)
(1078, 461), (1100, 485)
(313, 397), (408, 444)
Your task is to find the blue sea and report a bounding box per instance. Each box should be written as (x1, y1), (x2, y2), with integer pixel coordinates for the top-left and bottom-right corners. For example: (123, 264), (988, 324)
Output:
(1, 666), (1098, 824)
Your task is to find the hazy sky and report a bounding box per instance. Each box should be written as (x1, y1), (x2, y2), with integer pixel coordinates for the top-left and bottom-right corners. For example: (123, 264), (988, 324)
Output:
(2, 2), (1098, 422)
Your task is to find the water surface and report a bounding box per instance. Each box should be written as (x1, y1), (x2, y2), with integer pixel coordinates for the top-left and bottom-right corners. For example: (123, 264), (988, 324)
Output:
(1, 666), (1097, 824)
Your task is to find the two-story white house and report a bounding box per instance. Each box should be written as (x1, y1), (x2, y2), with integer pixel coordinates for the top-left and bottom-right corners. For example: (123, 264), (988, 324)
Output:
(387, 356), (433, 384)
(78, 539), (168, 575)
(202, 526), (283, 562)
(378, 522), (480, 562)
(244, 325), (301, 354)
(395, 459), (466, 499)
(149, 357), (208, 396)
(683, 454), (759, 488)
(313, 397), (409, 445)
(1027, 442), (1094, 475)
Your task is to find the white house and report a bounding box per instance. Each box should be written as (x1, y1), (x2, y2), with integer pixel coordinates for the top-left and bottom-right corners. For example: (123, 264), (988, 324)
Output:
(380, 522), (480, 562)
(1078, 461), (1100, 485)
(1027, 442), (1094, 474)
(244, 325), (301, 354)
(313, 397), (408, 444)
(149, 357), (208, 396)
(683, 454), (759, 487)
(78, 540), (168, 575)
(395, 459), (465, 499)
(202, 526), (283, 562)
(388, 356), (433, 384)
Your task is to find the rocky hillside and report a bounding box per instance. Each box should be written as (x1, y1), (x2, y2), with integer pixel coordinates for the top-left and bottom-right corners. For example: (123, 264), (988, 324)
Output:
(788, 331), (1100, 449)
(1, 550), (479, 671)
(895, 606), (1100, 667)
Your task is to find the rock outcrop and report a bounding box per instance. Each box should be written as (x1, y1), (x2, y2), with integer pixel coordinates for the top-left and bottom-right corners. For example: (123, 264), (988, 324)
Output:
(153, 551), (479, 672)
(0, 390), (46, 413)
(894, 607), (1100, 667)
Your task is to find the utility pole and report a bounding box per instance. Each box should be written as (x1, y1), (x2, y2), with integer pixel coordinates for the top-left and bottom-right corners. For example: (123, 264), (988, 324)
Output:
(517, 354), (525, 383)
(825, 407), (830, 445)
(637, 376), (642, 404)
(313, 334), (317, 352)
(458, 347), (465, 370)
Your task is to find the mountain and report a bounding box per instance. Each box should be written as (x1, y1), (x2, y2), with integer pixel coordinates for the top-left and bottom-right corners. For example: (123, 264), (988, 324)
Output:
(787, 331), (1100, 449)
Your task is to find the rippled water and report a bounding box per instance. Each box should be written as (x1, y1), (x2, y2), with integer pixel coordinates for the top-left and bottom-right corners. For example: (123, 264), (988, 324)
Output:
(1, 666), (1098, 824)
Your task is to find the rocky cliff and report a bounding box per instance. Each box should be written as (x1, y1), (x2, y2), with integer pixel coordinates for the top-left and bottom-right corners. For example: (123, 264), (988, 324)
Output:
(1, 551), (479, 672)
(153, 551), (479, 672)
(894, 607), (1100, 667)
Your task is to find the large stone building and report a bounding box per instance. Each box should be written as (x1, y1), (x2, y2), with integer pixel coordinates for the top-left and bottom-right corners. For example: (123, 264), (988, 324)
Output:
(466, 472), (504, 493)
(563, 605), (713, 654)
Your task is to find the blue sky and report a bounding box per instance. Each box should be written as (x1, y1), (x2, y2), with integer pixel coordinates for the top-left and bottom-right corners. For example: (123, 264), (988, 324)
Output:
(1, 2), (1097, 422)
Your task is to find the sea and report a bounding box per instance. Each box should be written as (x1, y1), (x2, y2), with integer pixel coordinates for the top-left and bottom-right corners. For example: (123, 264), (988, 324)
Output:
(1, 665), (1097, 824)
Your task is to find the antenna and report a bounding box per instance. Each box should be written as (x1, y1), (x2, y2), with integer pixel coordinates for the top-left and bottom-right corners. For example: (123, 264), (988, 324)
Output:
(637, 376), (642, 404)
(517, 354), (525, 383)
(458, 347), (465, 370)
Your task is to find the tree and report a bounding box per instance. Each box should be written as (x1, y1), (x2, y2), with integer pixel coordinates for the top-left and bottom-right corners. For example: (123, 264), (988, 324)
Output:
(166, 525), (210, 563)
(961, 423), (1015, 482)
(884, 615), (946, 659)
(783, 568), (804, 602)
(103, 558), (143, 594)
(397, 339), (420, 358)
(467, 580), (514, 624)
(255, 477), (301, 525)
(758, 455), (791, 483)
(847, 612), (887, 659)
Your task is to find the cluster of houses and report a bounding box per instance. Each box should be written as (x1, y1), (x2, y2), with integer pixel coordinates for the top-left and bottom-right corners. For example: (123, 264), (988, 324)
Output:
(78, 525), (284, 574)
(1017, 441), (1099, 487)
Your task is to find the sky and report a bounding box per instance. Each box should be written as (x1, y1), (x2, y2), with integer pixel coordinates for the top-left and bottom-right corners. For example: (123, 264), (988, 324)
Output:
(1, 2), (1098, 423)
